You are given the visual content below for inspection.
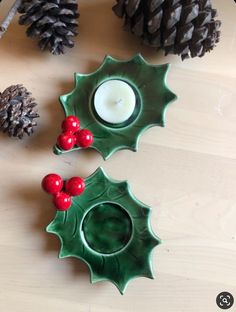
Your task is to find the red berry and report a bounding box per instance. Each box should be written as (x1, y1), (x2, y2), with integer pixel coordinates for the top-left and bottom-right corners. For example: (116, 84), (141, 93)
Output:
(53, 192), (72, 211)
(62, 116), (80, 133)
(76, 129), (93, 148)
(57, 132), (76, 150)
(65, 177), (85, 196)
(42, 174), (63, 194)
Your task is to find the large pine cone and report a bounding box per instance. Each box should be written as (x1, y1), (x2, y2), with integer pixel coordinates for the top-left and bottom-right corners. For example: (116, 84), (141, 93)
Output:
(0, 85), (39, 139)
(113, 0), (221, 60)
(18, 0), (79, 55)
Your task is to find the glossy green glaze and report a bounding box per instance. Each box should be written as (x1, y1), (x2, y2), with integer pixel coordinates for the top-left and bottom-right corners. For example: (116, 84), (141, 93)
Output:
(82, 203), (132, 254)
(46, 168), (161, 294)
(54, 54), (177, 159)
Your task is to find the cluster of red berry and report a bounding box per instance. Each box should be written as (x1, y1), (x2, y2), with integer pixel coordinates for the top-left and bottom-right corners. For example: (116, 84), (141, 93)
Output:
(42, 173), (85, 211)
(57, 116), (94, 151)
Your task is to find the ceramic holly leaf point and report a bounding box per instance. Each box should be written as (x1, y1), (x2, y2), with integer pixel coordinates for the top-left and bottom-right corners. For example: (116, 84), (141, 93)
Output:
(46, 167), (161, 294)
(53, 54), (177, 160)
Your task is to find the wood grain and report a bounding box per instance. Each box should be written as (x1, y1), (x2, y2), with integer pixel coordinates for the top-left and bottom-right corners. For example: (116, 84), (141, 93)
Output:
(0, 0), (235, 311)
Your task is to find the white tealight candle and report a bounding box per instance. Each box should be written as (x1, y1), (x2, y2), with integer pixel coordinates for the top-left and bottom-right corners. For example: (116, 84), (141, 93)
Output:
(94, 80), (136, 124)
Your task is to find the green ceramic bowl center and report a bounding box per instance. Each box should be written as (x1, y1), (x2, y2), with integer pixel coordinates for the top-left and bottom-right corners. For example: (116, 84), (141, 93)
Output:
(82, 203), (132, 254)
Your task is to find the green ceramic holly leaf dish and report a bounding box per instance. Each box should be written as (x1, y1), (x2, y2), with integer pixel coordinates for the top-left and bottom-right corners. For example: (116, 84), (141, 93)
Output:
(46, 167), (161, 294)
(54, 54), (177, 159)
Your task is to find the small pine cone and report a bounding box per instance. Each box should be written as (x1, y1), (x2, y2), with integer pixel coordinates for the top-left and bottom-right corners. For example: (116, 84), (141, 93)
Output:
(18, 0), (79, 55)
(113, 0), (221, 60)
(0, 85), (39, 139)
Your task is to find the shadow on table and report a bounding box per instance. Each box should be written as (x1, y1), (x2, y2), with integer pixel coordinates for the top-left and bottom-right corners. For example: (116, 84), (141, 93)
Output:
(0, 21), (45, 59)
(17, 184), (90, 278)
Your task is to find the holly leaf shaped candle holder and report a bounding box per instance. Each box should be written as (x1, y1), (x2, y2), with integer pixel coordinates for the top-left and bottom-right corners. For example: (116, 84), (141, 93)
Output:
(54, 54), (177, 159)
(46, 167), (160, 294)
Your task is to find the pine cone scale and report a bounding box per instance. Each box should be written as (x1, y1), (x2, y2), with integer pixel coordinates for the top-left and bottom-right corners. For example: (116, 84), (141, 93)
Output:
(163, 4), (182, 28)
(126, 0), (142, 17)
(148, 0), (165, 12)
(180, 4), (199, 24)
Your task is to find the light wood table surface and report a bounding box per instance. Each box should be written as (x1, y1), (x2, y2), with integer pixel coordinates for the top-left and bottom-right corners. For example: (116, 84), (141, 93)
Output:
(0, 1), (235, 311)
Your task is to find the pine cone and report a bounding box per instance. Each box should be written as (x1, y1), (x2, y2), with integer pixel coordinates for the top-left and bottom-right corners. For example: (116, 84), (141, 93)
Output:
(113, 0), (221, 60)
(18, 0), (79, 55)
(0, 85), (39, 139)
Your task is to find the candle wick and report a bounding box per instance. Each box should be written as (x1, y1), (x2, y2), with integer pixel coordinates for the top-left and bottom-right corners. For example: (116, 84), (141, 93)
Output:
(115, 99), (123, 105)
